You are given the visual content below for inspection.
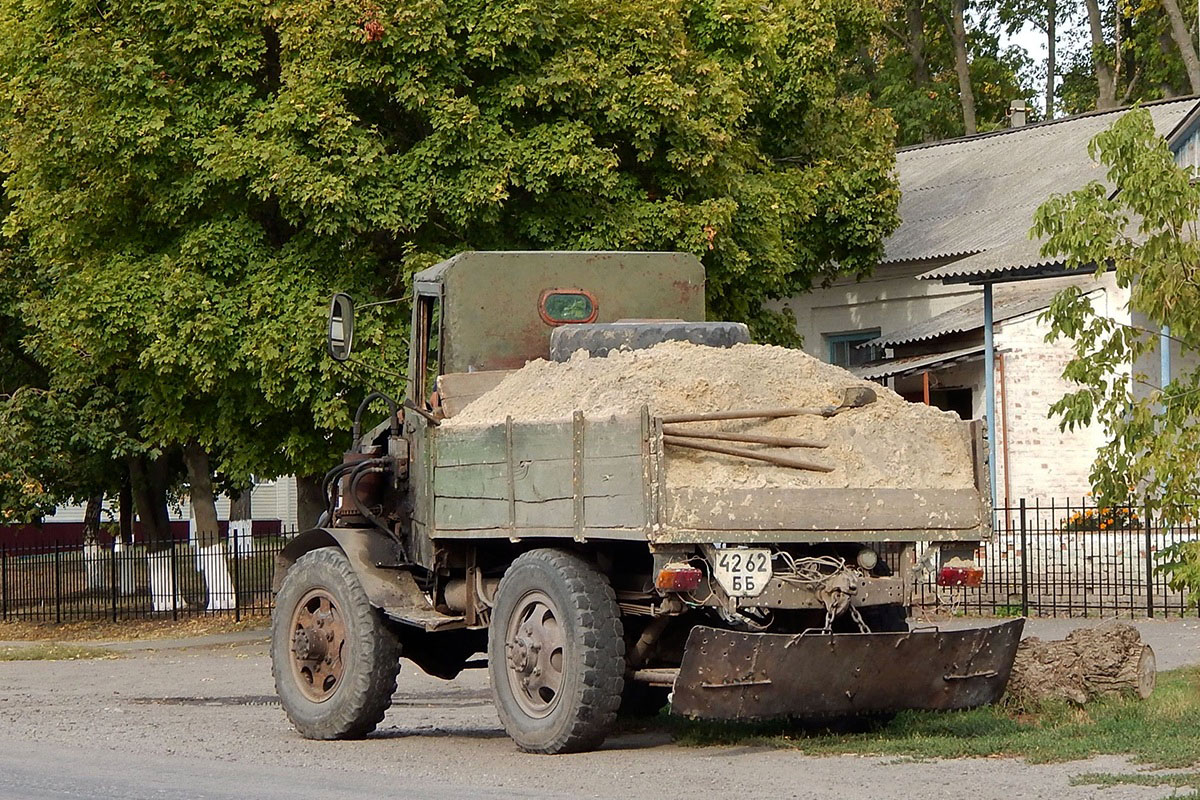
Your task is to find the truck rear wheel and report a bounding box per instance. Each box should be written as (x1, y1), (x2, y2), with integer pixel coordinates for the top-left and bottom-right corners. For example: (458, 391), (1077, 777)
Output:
(271, 546), (401, 740)
(489, 549), (625, 753)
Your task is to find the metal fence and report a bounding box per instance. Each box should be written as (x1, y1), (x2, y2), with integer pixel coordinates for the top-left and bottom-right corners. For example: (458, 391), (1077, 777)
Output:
(911, 499), (1200, 618)
(3, 499), (1200, 624)
(0, 530), (295, 623)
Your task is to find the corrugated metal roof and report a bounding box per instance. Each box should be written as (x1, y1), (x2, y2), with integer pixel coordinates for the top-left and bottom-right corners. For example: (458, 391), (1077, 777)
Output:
(886, 98), (1197, 273)
(866, 278), (1091, 348)
(853, 345), (984, 380)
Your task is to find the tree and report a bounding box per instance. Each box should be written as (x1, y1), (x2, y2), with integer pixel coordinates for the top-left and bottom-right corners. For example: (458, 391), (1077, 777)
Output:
(0, 0), (901, 541)
(1031, 107), (1200, 591)
(1058, 0), (1197, 115)
(998, 0), (1074, 118)
(862, 0), (1034, 146)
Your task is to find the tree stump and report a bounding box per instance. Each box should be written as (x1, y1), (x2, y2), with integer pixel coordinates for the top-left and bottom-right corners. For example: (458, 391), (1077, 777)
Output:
(1005, 620), (1156, 707)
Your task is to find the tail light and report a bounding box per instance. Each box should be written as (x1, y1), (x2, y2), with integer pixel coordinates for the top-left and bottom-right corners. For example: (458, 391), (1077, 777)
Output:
(656, 563), (703, 592)
(938, 566), (984, 588)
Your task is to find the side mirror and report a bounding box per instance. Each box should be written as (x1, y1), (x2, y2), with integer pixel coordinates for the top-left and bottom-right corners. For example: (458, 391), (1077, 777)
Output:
(328, 293), (355, 362)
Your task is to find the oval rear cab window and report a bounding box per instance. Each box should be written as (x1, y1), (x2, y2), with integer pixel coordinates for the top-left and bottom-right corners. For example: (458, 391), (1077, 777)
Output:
(539, 289), (598, 325)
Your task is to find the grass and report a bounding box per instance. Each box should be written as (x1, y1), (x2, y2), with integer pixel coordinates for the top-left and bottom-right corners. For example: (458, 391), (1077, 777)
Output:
(1072, 772), (1200, 799)
(0, 615), (268, 642)
(0, 643), (119, 661)
(669, 666), (1200, 769)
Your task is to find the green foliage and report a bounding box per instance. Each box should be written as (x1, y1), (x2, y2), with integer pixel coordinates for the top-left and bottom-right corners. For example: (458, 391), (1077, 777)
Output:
(1032, 106), (1200, 584)
(0, 0), (902, 513)
(849, 0), (1036, 146)
(1056, 1), (1197, 115)
(1157, 540), (1200, 604)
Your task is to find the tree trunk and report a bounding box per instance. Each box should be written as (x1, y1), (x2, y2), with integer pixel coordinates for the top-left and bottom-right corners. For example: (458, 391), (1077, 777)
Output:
(949, 0), (977, 135)
(904, 0), (934, 142)
(1005, 621), (1156, 707)
(82, 493), (105, 590)
(229, 487), (252, 560)
(116, 477), (137, 597)
(1045, 0), (1056, 118)
(128, 453), (180, 612)
(1161, 0), (1200, 93)
(1085, 0), (1118, 109)
(296, 474), (326, 531)
(184, 442), (234, 611)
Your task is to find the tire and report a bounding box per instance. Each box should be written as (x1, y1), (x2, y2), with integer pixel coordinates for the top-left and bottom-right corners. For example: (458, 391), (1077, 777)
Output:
(271, 546), (401, 740)
(549, 321), (750, 361)
(489, 549), (625, 754)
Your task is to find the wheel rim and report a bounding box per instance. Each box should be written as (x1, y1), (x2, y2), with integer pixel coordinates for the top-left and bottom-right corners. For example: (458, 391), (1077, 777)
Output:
(288, 588), (347, 703)
(503, 590), (567, 719)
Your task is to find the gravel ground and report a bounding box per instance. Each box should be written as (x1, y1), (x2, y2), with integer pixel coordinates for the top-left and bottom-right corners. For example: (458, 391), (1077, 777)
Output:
(0, 617), (1198, 800)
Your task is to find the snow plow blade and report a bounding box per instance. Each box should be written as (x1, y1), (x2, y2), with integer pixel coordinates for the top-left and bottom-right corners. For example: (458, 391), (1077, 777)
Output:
(670, 619), (1025, 720)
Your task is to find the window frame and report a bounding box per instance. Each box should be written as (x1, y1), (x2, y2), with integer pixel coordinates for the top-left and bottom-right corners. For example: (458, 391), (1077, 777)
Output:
(538, 288), (599, 326)
(824, 328), (882, 369)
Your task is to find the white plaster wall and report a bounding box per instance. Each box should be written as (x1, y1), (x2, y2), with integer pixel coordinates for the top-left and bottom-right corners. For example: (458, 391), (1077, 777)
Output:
(775, 262), (980, 357)
(46, 476), (299, 529)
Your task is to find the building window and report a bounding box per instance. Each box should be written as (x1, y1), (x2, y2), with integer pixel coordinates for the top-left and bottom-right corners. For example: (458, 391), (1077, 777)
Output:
(1174, 128), (1200, 171)
(824, 329), (882, 369)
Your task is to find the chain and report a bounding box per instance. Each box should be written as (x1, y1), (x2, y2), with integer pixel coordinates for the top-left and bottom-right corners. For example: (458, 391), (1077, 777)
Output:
(849, 603), (871, 634)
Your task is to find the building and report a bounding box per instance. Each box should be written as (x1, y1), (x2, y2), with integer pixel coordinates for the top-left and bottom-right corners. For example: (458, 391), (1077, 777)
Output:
(780, 97), (1199, 505)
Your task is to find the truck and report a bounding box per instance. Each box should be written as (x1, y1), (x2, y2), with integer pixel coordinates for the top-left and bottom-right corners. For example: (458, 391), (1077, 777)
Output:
(271, 250), (1023, 754)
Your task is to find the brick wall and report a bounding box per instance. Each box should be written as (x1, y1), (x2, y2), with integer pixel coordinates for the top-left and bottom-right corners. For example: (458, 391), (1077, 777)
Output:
(993, 279), (1129, 503)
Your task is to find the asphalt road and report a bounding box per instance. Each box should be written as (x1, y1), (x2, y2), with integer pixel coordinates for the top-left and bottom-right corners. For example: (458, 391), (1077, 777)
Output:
(0, 617), (1196, 800)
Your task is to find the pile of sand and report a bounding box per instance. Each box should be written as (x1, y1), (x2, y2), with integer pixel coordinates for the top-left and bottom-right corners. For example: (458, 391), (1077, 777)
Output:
(445, 341), (975, 490)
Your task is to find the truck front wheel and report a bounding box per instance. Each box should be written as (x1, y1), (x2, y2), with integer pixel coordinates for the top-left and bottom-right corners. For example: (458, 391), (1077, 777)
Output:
(489, 549), (625, 753)
(271, 546), (401, 740)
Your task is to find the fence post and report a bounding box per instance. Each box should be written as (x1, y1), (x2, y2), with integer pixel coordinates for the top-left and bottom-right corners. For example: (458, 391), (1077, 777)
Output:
(170, 541), (179, 622)
(232, 528), (241, 623)
(53, 541), (62, 624)
(1, 544), (7, 621)
(110, 540), (118, 623)
(1145, 503), (1154, 619)
(1019, 499), (1029, 618)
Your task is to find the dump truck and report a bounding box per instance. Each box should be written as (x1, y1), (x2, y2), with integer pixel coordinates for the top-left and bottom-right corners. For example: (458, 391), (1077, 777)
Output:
(271, 251), (1023, 754)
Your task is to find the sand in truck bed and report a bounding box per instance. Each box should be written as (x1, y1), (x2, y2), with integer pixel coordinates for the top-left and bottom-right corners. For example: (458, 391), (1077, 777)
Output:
(443, 341), (975, 491)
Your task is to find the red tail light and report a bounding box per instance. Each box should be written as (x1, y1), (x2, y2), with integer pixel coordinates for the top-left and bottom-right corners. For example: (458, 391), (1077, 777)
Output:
(656, 564), (703, 592)
(938, 566), (984, 588)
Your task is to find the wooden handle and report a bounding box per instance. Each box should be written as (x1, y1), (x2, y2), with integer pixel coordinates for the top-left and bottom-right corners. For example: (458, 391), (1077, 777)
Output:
(658, 407), (832, 424)
(660, 427), (827, 449)
(662, 435), (835, 473)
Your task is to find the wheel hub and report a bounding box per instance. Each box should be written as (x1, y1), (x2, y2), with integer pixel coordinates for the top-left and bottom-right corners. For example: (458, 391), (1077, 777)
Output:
(288, 588), (347, 703)
(503, 591), (566, 719)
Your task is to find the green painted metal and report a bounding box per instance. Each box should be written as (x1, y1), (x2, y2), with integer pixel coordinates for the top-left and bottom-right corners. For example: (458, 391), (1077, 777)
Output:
(411, 251), (706, 374)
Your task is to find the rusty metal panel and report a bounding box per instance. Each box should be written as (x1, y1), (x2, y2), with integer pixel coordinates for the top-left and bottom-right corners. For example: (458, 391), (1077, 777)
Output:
(670, 619), (1024, 720)
(412, 251), (706, 374)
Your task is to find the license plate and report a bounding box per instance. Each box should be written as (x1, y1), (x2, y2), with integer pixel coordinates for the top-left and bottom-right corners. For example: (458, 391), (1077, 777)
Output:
(710, 548), (772, 597)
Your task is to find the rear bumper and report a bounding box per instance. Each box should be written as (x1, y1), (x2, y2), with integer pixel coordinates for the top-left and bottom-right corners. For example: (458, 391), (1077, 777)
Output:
(669, 619), (1024, 720)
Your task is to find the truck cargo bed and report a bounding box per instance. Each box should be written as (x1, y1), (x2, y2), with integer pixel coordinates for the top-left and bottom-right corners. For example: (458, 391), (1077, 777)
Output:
(418, 409), (989, 543)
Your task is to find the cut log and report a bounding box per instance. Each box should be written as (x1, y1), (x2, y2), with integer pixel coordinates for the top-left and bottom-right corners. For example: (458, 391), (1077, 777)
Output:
(1005, 620), (1156, 707)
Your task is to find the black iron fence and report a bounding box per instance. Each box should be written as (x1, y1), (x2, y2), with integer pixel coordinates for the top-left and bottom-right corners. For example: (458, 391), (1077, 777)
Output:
(911, 499), (1200, 618)
(0, 529), (295, 623)
(2, 499), (1199, 625)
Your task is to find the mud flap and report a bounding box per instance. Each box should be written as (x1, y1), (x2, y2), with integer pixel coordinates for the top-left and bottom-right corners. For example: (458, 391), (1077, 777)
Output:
(670, 619), (1024, 720)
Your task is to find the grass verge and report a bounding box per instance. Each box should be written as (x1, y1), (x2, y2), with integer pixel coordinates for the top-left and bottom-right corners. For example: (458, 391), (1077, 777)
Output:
(0, 643), (120, 661)
(668, 666), (1200, 768)
(0, 615), (268, 643)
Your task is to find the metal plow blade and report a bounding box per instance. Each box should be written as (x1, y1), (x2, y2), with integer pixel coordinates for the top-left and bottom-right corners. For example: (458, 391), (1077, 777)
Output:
(670, 619), (1025, 721)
